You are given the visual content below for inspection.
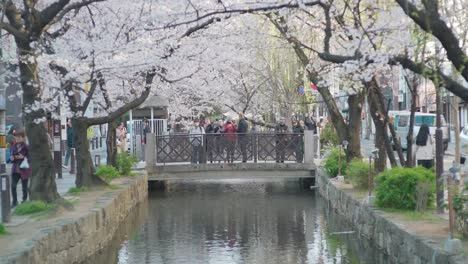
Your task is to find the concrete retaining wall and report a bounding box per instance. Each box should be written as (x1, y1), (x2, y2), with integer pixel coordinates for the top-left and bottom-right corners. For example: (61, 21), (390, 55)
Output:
(2, 175), (148, 264)
(317, 173), (465, 264)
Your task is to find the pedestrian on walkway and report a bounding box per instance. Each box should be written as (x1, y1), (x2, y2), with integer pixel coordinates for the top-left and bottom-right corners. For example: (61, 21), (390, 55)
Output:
(292, 120), (305, 163)
(275, 117), (289, 163)
(189, 118), (205, 164)
(10, 129), (31, 207)
(141, 119), (151, 161)
(223, 118), (237, 163)
(237, 113), (249, 162)
(413, 124), (434, 169)
(63, 119), (74, 168)
(6, 126), (16, 163)
(117, 121), (127, 154)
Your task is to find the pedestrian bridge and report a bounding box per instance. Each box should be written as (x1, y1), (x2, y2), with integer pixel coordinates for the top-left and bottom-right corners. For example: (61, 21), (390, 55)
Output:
(145, 131), (316, 182)
(147, 163), (316, 181)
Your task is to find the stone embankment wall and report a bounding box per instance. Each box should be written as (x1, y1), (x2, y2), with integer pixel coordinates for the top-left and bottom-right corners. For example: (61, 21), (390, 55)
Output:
(317, 173), (465, 264)
(4, 175), (148, 264)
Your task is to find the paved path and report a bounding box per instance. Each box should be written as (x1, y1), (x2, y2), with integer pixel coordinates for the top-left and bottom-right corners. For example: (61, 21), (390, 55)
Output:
(0, 148), (107, 221)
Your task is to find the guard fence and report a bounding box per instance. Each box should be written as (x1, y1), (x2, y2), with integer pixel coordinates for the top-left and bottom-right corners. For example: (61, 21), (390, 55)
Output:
(155, 132), (305, 164)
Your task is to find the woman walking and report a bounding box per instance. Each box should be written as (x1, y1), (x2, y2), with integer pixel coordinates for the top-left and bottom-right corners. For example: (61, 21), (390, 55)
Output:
(414, 124), (434, 169)
(117, 122), (128, 154)
(10, 129), (31, 207)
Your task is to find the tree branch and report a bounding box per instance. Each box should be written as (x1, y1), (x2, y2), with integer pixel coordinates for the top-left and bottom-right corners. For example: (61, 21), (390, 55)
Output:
(395, 0), (468, 82)
(40, 0), (105, 31)
(84, 70), (156, 126)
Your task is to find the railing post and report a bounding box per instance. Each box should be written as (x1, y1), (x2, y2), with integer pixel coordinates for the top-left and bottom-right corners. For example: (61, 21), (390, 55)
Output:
(253, 133), (258, 163)
(304, 130), (315, 165)
(146, 133), (156, 171)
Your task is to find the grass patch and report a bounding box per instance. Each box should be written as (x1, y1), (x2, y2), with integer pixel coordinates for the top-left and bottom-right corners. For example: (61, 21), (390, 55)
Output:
(96, 165), (120, 183)
(0, 223), (6, 235)
(67, 187), (88, 195)
(381, 208), (440, 221)
(108, 184), (121, 190)
(14, 201), (56, 216)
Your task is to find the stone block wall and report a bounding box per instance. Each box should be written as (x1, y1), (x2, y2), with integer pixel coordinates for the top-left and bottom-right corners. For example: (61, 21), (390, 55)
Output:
(2, 175), (148, 264)
(317, 173), (466, 264)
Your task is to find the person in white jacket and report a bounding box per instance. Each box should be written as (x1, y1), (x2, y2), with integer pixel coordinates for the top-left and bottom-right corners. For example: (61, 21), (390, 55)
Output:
(189, 118), (205, 164)
(414, 124), (434, 169)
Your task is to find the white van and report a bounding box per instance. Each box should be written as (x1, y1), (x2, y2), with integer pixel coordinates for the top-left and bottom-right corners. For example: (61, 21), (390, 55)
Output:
(391, 111), (449, 151)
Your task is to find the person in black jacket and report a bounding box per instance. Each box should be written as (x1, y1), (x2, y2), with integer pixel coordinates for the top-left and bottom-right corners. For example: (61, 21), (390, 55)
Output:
(292, 120), (305, 163)
(205, 118), (215, 163)
(275, 117), (289, 163)
(237, 113), (249, 162)
(304, 116), (317, 134)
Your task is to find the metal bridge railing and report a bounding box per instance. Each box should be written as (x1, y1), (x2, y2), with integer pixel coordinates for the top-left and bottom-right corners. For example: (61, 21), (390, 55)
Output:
(155, 132), (304, 164)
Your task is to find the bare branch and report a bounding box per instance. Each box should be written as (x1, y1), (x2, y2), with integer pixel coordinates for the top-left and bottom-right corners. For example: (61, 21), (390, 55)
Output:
(395, 0), (468, 82)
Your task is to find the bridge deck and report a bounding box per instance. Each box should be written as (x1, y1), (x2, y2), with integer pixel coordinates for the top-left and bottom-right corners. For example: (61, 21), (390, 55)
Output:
(148, 162), (316, 181)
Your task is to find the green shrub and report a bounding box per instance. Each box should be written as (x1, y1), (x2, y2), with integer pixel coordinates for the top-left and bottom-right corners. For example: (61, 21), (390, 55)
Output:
(375, 167), (435, 210)
(68, 187), (88, 194)
(453, 183), (468, 238)
(346, 159), (373, 189)
(95, 165), (120, 183)
(116, 153), (137, 176)
(320, 123), (339, 147)
(0, 223), (6, 235)
(324, 147), (347, 178)
(14, 201), (54, 215)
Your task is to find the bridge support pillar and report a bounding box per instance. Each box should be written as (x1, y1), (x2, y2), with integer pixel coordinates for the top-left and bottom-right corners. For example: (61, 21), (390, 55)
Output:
(146, 133), (156, 171)
(304, 131), (315, 165)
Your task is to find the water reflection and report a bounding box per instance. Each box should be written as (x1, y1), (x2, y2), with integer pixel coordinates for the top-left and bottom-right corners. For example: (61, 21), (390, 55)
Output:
(86, 179), (391, 264)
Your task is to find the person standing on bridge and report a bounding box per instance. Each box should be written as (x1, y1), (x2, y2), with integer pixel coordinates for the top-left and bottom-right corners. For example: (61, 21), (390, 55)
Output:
(205, 118), (215, 163)
(223, 118), (237, 163)
(292, 120), (305, 163)
(189, 118), (205, 164)
(237, 113), (249, 163)
(214, 119), (224, 162)
(275, 117), (289, 163)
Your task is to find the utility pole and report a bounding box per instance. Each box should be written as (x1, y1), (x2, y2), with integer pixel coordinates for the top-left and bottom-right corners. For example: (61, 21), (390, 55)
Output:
(435, 86), (444, 213)
(0, 22), (11, 222)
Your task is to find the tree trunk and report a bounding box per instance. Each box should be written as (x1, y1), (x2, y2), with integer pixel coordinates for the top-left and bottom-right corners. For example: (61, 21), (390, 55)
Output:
(17, 42), (59, 202)
(374, 128), (388, 173)
(346, 93), (364, 162)
(107, 120), (118, 167)
(367, 78), (398, 170)
(365, 101), (372, 140)
(389, 121), (406, 165)
(406, 78), (418, 167)
(72, 118), (106, 187)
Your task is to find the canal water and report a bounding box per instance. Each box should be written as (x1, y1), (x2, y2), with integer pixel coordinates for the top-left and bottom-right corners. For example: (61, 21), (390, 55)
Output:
(85, 179), (391, 264)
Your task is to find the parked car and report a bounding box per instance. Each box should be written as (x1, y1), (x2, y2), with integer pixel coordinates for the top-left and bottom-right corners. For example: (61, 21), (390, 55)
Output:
(391, 112), (449, 151)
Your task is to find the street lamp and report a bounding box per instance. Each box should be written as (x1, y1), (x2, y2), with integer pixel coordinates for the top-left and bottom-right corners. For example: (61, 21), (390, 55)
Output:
(367, 149), (379, 205)
(337, 144), (343, 181)
(442, 161), (462, 254)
